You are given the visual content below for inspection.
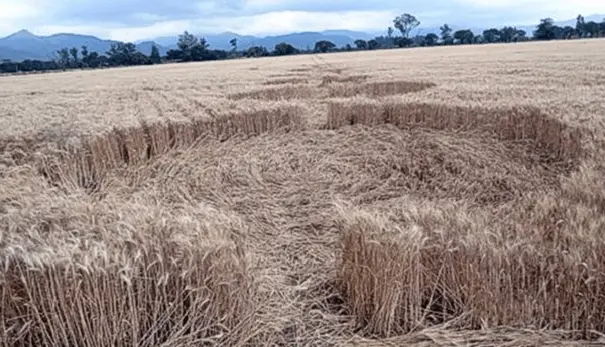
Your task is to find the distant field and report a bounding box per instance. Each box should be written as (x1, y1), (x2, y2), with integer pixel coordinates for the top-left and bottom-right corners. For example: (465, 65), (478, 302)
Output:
(2, 39), (605, 346)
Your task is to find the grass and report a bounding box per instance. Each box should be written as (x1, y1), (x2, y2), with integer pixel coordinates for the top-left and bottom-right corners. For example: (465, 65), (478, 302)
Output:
(2, 39), (605, 346)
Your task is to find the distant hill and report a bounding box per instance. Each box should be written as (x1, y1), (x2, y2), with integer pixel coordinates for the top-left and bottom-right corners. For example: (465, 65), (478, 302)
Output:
(419, 14), (605, 37)
(150, 30), (369, 51)
(2, 14), (603, 62)
(0, 30), (166, 61)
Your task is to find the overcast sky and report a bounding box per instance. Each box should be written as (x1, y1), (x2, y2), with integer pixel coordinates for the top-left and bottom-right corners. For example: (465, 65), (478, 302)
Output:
(1, 0), (604, 41)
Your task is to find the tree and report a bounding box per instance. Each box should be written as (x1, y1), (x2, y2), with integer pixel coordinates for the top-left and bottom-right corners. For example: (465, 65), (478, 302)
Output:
(69, 47), (79, 66)
(166, 49), (183, 61)
(453, 29), (474, 44)
(440, 24), (453, 44)
(56, 48), (70, 67)
(387, 27), (394, 38)
(498, 26), (517, 43)
(150, 45), (161, 64)
(86, 52), (102, 68)
(393, 13), (420, 39)
(576, 14), (586, 38)
(394, 37), (414, 47)
(344, 44), (352, 51)
(584, 21), (600, 37)
(425, 33), (439, 46)
(81, 45), (89, 61)
(246, 46), (269, 57)
(177, 31), (199, 51)
(367, 39), (380, 50)
(514, 29), (527, 42)
(107, 42), (148, 66)
(314, 40), (336, 53)
(273, 42), (298, 56)
(534, 18), (557, 40)
(562, 26), (575, 39)
(354, 39), (368, 50)
(483, 28), (500, 43)
(229, 38), (238, 51)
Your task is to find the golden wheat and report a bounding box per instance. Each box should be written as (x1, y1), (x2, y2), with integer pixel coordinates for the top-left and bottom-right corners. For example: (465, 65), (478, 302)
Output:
(2, 39), (605, 346)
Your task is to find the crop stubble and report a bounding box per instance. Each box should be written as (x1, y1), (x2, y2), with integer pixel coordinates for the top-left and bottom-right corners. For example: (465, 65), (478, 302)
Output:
(2, 40), (605, 346)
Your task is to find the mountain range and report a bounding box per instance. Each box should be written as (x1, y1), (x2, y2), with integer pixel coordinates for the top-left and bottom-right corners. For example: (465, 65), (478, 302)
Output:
(0, 14), (602, 62)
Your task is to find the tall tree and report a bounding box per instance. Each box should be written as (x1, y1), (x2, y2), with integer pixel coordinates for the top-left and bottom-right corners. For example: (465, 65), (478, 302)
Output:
(314, 40), (336, 53)
(387, 27), (394, 38)
(246, 46), (269, 57)
(273, 42), (298, 56)
(150, 45), (161, 64)
(453, 29), (474, 44)
(69, 47), (79, 66)
(576, 14), (586, 38)
(440, 24), (453, 44)
(561, 26), (574, 39)
(177, 31), (199, 51)
(584, 21), (600, 37)
(534, 18), (557, 40)
(229, 38), (238, 51)
(354, 39), (368, 49)
(393, 13), (420, 39)
(81, 45), (89, 61)
(499, 26), (517, 43)
(483, 28), (500, 43)
(56, 48), (70, 67)
(367, 39), (380, 50)
(514, 29), (527, 42)
(425, 33), (439, 46)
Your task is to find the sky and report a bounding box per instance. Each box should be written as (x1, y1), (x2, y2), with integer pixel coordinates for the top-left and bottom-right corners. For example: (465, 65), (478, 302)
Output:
(0, 0), (604, 41)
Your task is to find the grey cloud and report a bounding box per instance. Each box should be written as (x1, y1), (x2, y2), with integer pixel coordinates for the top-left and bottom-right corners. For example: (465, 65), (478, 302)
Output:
(45, 0), (245, 25)
(43, 0), (463, 26)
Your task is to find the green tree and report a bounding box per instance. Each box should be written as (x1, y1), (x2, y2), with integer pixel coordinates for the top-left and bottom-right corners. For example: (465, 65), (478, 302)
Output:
(425, 33), (439, 46)
(314, 40), (336, 53)
(86, 52), (102, 68)
(107, 42), (149, 66)
(80, 45), (89, 67)
(177, 31), (199, 51)
(440, 24), (453, 44)
(483, 28), (500, 43)
(499, 26), (517, 43)
(393, 13), (420, 39)
(273, 42), (298, 56)
(534, 18), (557, 40)
(229, 38), (238, 51)
(69, 47), (79, 67)
(56, 48), (70, 67)
(584, 21), (600, 37)
(562, 26), (575, 39)
(246, 46), (269, 57)
(367, 39), (380, 50)
(387, 26), (394, 38)
(453, 29), (474, 44)
(150, 45), (161, 64)
(354, 39), (368, 49)
(576, 14), (586, 38)
(514, 29), (527, 42)
(394, 37), (414, 47)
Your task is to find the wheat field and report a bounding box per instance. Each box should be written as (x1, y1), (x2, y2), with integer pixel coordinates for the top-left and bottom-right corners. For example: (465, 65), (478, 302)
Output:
(2, 39), (605, 346)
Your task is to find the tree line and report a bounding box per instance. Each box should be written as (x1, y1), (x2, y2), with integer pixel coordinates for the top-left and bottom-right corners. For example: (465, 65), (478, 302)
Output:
(1, 14), (604, 74)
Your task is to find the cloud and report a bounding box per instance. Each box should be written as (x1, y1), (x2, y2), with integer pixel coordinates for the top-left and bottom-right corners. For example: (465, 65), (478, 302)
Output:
(0, 0), (40, 20)
(0, 0), (604, 40)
